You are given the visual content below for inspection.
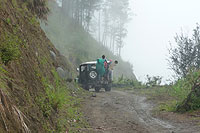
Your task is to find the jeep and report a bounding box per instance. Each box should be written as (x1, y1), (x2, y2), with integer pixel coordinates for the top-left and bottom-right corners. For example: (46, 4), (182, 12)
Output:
(77, 61), (112, 92)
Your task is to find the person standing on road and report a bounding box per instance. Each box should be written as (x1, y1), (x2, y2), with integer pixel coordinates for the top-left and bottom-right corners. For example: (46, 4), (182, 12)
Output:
(108, 60), (118, 81)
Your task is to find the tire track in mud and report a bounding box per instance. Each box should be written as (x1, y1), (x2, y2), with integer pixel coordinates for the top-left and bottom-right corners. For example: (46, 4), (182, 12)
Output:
(115, 91), (175, 133)
(82, 89), (200, 133)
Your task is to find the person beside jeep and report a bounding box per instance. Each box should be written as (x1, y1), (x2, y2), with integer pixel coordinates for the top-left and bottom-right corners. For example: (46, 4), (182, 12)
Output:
(108, 60), (118, 81)
(96, 56), (106, 81)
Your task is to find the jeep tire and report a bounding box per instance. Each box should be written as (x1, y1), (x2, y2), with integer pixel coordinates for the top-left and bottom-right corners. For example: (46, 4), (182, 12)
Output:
(95, 87), (100, 92)
(83, 84), (89, 91)
(105, 84), (111, 92)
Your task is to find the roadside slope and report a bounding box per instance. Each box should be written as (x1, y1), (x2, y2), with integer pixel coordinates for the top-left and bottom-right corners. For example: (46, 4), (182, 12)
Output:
(0, 0), (86, 132)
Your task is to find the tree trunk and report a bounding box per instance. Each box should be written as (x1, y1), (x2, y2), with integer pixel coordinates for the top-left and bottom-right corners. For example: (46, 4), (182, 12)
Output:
(98, 10), (101, 44)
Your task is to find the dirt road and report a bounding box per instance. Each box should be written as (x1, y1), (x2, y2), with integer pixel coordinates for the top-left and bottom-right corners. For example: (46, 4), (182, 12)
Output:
(82, 89), (200, 133)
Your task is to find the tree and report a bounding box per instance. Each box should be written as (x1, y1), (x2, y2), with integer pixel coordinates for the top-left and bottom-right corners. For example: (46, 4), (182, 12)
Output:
(168, 25), (200, 78)
(99, 0), (130, 56)
(168, 25), (200, 112)
(61, 0), (131, 56)
(62, 0), (102, 31)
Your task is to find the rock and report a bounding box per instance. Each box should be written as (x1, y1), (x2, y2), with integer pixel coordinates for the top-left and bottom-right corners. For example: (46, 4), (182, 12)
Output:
(56, 67), (66, 79)
(50, 50), (56, 60)
(56, 67), (72, 80)
(35, 51), (38, 57)
(92, 93), (96, 97)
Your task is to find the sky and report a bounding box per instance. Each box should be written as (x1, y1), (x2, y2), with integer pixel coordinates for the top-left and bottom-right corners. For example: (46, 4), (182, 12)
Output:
(122, 0), (200, 83)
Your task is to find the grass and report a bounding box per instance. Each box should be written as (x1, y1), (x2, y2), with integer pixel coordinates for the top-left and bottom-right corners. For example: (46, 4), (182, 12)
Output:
(169, 79), (191, 102)
(169, 71), (200, 112)
(0, 31), (22, 65)
(39, 56), (48, 66)
(113, 74), (193, 112)
(113, 76), (146, 90)
(35, 69), (89, 132)
(158, 100), (179, 112)
(134, 78), (200, 112)
(29, 16), (39, 26)
(0, 65), (8, 91)
(0, 65), (7, 74)
(128, 71), (200, 112)
(131, 86), (179, 112)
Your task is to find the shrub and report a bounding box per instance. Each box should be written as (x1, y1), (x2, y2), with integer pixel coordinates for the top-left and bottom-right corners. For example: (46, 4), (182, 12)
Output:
(0, 32), (21, 65)
(170, 70), (200, 112)
(145, 75), (162, 87)
(113, 75), (145, 89)
(168, 24), (200, 78)
(41, 77), (69, 112)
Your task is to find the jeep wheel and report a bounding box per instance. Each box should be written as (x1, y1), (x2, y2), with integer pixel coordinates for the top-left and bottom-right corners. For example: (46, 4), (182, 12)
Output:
(83, 85), (89, 91)
(95, 87), (100, 92)
(105, 84), (111, 92)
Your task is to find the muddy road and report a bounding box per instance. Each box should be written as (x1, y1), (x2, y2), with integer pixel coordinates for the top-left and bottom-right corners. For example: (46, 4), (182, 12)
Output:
(82, 89), (200, 133)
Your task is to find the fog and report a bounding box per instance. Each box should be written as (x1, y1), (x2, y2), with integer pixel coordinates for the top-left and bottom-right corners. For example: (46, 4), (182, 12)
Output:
(122, 0), (200, 83)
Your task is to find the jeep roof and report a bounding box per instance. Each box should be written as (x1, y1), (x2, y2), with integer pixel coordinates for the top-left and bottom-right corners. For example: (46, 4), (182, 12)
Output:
(80, 60), (111, 66)
(80, 61), (97, 66)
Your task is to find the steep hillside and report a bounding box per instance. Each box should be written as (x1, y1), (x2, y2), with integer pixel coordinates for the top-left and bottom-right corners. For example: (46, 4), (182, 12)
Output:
(0, 0), (87, 132)
(41, 1), (137, 80)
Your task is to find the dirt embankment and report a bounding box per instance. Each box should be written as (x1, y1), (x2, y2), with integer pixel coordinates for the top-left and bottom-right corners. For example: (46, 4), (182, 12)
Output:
(0, 0), (74, 132)
(82, 89), (200, 133)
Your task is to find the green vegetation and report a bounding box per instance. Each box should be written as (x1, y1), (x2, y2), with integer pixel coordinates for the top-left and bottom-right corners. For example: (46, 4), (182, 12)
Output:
(158, 100), (178, 112)
(39, 56), (48, 66)
(145, 75), (162, 87)
(29, 16), (39, 26)
(169, 24), (200, 78)
(113, 75), (163, 89)
(113, 75), (145, 89)
(170, 78), (191, 102)
(36, 69), (88, 132)
(112, 74), (182, 112)
(167, 25), (200, 112)
(44, 70), (69, 111)
(0, 73), (6, 89)
(132, 85), (178, 112)
(0, 65), (7, 74)
(174, 70), (200, 112)
(0, 32), (21, 65)
(0, 0), (89, 132)
(136, 70), (200, 112)
(11, 0), (17, 7)
(0, 65), (8, 88)
(6, 18), (11, 24)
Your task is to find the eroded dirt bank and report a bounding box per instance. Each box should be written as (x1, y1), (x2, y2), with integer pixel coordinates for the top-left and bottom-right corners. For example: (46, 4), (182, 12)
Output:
(82, 89), (200, 133)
